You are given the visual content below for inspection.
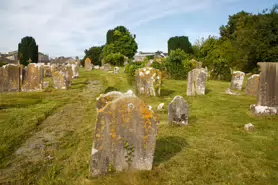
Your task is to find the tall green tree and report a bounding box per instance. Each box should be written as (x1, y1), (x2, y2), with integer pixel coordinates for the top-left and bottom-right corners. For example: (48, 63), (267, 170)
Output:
(18, 36), (38, 66)
(104, 26), (138, 59)
(168, 36), (193, 54)
(83, 45), (104, 66)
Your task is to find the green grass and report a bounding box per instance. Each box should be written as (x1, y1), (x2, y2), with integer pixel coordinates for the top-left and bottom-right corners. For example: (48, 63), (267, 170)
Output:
(0, 68), (277, 184)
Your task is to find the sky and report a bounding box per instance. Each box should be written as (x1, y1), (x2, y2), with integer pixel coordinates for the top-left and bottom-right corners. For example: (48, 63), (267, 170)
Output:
(0, 0), (276, 58)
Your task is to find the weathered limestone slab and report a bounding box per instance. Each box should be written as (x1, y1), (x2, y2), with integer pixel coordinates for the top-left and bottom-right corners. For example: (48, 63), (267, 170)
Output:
(44, 65), (52, 77)
(135, 67), (162, 96)
(71, 63), (79, 78)
(114, 67), (120, 74)
(90, 94), (159, 177)
(250, 62), (278, 115)
(157, 103), (164, 111)
(21, 63), (44, 92)
(0, 64), (21, 92)
(168, 96), (189, 126)
(52, 71), (68, 89)
(246, 74), (260, 96)
(187, 68), (207, 96)
(103, 63), (112, 71)
(65, 65), (73, 87)
(85, 58), (93, 71)
(94, 65), (100, 69)
(231, 71), (245, 90)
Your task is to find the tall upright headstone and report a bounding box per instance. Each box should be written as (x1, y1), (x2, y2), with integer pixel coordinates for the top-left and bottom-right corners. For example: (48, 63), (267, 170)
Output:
(72, 63), (79, 78)
(135, 67), (162, 96)
(246, 74), (260, 96)
(0, 64), (21, 92)
(21, 63), (44, 92)
(250, 62), (278, 115)
(90, 92), (159, 177)
(231, 71), (245, 90)
(85, 58), (93, 71)
(187, 68), (207, 96)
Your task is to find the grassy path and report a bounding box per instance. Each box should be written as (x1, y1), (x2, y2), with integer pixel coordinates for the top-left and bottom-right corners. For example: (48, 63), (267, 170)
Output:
(0, 68), (277, 184)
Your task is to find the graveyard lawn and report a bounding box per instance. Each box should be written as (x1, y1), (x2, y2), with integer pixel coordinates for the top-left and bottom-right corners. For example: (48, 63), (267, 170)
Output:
(0, 68), (277, 184)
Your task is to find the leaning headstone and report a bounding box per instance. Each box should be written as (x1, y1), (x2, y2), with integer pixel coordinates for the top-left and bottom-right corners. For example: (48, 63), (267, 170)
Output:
(21, 63), (44, 92)
(135, 67), (162, 96)
(52, 71), (68, 89)
(0, 64), (21, 92)
(246, 74), (260, 96)
(114, 67), (120, 74)
(85, 58), (93, 71)
(168, 96), (189, 126)
(250, 62), (278, 115)
(72, 63), (79, 78)
(187, 68), (207, 96)
(103, 63), (112, 71)
(90, 94), (159, 177)
(231, 71), (245, 90)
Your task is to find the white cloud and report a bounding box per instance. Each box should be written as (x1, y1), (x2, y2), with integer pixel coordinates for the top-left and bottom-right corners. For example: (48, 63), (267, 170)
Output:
(0, 0), (236, 58)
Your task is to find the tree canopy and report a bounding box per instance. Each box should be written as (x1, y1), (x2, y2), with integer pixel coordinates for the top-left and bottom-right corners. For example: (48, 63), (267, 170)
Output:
(168, 36), (193, 54)
(18, 36), (38, 66)
(83, 46), (104, 66)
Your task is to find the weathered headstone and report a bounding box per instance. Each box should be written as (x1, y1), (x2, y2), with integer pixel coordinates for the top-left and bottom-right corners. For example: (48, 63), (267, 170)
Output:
(90, 93), (159, 177)
(94, 65), (100, 69)
(187, 68), (207, 96)
(44, 65), (52, 77)
(21, 63), (44, 92)
(250, 62), (278, 115)
(85, 58), (93, 71)
(0, 64), (21, 92)
(226, 88), (240, 96)
(43, 81), (50, 89)
(157, 103), (164, 111)
(114, 67), (120, 74)
(72, 63), (79, 78)
(52, 71), (68, 89)
(246, 74), (260, 96)
(65, 65), (73, 87)
(103, 63), (112, 71)
(231, 71), (245, 90)
(168, 96), (189, 126)
(135, 67), (162, 96)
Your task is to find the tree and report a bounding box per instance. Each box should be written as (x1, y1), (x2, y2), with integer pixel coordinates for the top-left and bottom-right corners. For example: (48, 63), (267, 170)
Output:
(104, 26), (138, 59)
(18, 36), (38, 66)
(168, 36), (193, 54)
(83, 45), (104, 66)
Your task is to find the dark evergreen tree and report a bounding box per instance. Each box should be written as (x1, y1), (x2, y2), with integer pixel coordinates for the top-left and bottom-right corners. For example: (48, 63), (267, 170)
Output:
(18, 36), (38, 66)
(168, 36), (193, 54)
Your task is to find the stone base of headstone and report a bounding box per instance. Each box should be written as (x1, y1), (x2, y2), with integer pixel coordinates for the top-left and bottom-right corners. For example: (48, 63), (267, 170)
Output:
(250, 104), (278, 115)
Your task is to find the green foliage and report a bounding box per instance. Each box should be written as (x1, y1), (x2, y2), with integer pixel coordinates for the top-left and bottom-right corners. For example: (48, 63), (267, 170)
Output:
(103, 53), (125, 66)
(82, 46), (104, 66)
(168, 36), (193, 54)
(151, 61), (165, 71)
(104, 26), (138, 59)
(210, 59), (232, 81)
(125, 62), (144, 85)
(165, 49), (193, 80)
(18, 36), (38, 66)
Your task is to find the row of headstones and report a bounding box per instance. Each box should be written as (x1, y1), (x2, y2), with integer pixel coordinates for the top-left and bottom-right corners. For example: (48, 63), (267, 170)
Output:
(229, 63), (278, 115)
(0, 63), (79, 92)
(84, 58), (116, 72)
(90, 89), (188, 177)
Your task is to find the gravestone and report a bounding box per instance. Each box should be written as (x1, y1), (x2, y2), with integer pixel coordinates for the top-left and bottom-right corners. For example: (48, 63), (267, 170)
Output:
(114, 67), (120, 74)
(135, 67), (162, 96)
(85, 58), (93, 71)
(72, 63), (79, 78)
(65, 65), (73, 87)
(168, 96), (189, 126)
(94, 65), (100, 69)
(50, 64), (57, 73)
(250, 62), (278, 115)
(44, 65), (52, 77)
(157, 103), (164, 111)
(0, 64), (21, 92)
(246, 74), (260, 96)
(21, 63), (44, 92)
(90, 93), (159, 177)
(52, 71), (68, 89)
(231, 71), (245, 90)
(43, 81), (49, 89)
(187, 68), (207, 96)
(103, 63), (112, 71)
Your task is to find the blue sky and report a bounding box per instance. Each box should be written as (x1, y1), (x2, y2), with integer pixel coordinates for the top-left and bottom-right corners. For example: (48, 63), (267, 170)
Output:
(0, 0), (276, 58)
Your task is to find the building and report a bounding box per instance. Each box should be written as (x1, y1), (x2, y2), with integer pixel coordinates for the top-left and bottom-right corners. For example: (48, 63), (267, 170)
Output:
(134, 51), (168, 62)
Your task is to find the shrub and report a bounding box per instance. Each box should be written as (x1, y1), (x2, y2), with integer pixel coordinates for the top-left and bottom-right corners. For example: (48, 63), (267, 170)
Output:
(125, 62), (144, 85)
(104, 53), (125, 66)
(210, 59), (232, 81)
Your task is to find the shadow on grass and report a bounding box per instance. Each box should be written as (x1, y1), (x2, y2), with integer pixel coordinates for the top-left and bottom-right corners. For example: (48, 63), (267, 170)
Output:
(160, 89), (175, 97)
(105, 86), (119, 93)
(205, 88), (212, 94)
(153, 136), (188, 167)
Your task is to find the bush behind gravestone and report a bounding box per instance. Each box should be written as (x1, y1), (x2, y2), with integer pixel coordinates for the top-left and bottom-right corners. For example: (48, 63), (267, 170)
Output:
(210, 59), (232, 81)
(125, 62), (144, 85)
(104, 53), (125, 66)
